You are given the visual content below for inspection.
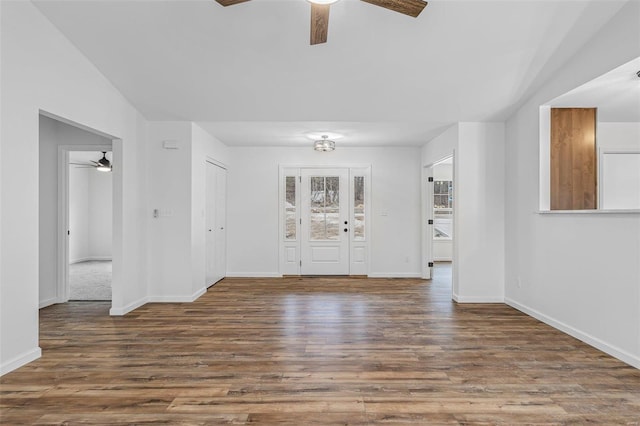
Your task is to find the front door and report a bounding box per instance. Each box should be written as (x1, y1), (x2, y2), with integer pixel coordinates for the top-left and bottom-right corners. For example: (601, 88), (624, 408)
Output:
(300, 168), (350, 275)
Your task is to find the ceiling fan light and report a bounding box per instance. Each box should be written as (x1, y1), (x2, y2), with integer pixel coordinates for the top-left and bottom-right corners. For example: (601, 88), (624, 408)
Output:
(96, 165), (112, 172)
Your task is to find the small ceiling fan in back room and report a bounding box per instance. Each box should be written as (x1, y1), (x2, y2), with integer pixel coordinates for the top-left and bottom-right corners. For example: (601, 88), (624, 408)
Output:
(70, 151), (113, 172)
(214, 0), (428, 45)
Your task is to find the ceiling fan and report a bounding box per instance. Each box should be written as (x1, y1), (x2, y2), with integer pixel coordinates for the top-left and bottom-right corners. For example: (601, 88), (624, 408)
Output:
(214, 0), (428, 45)
(70, 151), (112, 172)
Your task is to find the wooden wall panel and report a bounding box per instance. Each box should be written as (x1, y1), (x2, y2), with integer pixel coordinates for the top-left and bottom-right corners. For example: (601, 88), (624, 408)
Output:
(550, 108), (597, 210)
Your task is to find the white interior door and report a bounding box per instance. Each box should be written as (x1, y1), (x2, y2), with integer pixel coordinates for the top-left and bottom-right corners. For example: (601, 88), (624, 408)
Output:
(214, 165), (227, 281)
(206, 162), (226, 286)
(301, 168), (349, 275)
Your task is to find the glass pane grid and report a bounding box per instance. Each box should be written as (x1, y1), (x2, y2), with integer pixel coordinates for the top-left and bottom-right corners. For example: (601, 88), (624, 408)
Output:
(285, 176), (296, 240)
(433, 180), (453, 239)
(354, 176), (365, 240)
(310, 176), (340, 241)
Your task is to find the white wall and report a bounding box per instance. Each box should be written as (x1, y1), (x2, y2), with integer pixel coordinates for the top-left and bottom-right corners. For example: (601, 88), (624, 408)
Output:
(433, 163), (453, 182)
(598, 122), (640, 210)
(69, 166), (90, 263)
(422, 123), (505, 302)
(456, 123), (505, 302)
(39, 116), (113, 308)
(504, 1), (640, 368)
(147, 122), (193, 300)
(1, 1), (149, 375)
(422, 125), (458, 167)
(226, 147), (422, 277)
(88, 169), (113, 259)
(146, 122), (229, 301)
(68, 159), (113, 263)
(598, 122), (640, 150)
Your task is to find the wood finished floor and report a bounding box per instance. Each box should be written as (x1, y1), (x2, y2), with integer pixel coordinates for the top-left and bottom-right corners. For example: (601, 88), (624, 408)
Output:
(2, 265), (639, 425)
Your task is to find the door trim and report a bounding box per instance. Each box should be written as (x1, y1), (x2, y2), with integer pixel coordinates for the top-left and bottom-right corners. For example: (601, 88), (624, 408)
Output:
(422, 153), (456, 302)
(205, 160), (227, 287)
(57, 143), (113, 305)
(278, 164), (371, 276)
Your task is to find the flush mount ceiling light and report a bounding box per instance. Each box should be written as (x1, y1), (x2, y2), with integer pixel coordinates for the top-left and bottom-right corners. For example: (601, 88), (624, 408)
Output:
(214, 0), (428, 45)
(314, 135), (336, 152)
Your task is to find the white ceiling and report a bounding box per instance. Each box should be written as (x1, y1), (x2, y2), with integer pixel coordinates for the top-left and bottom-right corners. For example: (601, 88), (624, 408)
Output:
(547, 56), (640, 122)
(69, 151), (112, 164)
(196, 121), (453, 146)
(33, 0), (629, 146)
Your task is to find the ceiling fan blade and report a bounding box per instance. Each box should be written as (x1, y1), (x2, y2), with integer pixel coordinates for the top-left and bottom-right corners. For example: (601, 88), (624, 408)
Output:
(215, 0), (250, 6)
(310, 3), (330, 45)
(360, 0), (427, 18)
(69, 162), (92, 166)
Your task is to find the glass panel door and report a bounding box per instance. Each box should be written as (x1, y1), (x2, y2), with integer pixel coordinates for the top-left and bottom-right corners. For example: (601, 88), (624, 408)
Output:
(301, 169), (349, 275)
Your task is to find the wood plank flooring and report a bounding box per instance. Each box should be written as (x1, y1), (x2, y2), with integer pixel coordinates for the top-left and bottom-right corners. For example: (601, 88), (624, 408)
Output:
(2, 265), (639, 424)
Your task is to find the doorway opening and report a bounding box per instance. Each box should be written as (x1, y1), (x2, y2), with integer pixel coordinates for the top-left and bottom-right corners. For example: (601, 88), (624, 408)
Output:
(38, 113), (120, 310)
(67, 151), (113, 301)
(423, 156), (454, 295)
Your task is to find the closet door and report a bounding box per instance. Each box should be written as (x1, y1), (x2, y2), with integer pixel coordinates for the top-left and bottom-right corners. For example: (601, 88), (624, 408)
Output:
(206, 162), (227, 286)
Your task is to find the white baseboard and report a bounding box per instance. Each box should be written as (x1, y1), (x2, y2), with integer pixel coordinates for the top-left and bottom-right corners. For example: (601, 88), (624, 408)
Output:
(368, 272), (422, 278)
(110, 296), (147, 316)
(70, 256), (112, 264)
(39, 297), (59, 309)
(225, 272), (283, 278)
(191, 287), (206, 301)
(506, 297), (640, 369)
(0, 347), (42, 376)
(109, 288), (207, 315)
(453, 295), (504, 303)
(147, 287), (207, 303)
